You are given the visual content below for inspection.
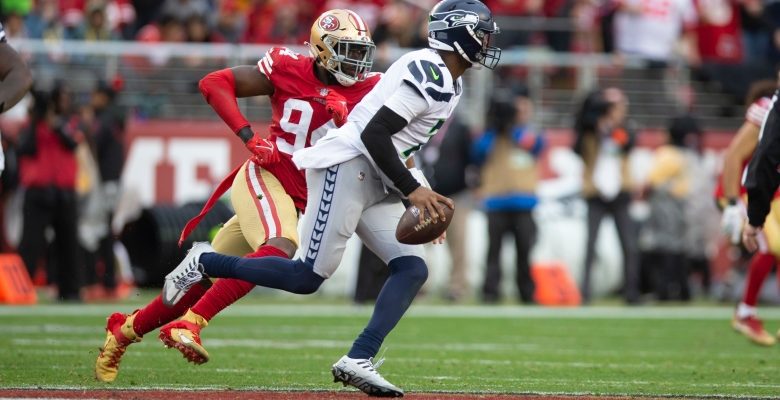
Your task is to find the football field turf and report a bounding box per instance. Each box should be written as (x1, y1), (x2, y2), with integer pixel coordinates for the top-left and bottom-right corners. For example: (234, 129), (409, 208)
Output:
(1, 300), (779, 398)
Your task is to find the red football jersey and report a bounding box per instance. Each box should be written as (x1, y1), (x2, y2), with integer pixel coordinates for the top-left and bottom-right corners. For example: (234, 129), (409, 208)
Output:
(255, 47), (380, 210)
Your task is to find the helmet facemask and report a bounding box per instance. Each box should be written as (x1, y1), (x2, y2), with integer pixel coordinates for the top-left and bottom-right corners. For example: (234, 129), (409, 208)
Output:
(320, 35), (376, 87)
(470, 26), (501, 70)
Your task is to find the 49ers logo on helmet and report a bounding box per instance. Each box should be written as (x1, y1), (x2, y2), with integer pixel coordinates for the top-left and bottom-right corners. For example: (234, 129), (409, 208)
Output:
(319, 15), (340, 31)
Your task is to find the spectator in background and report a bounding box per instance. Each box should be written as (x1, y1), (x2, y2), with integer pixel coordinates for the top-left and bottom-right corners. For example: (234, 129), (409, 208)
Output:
(81, 80), (127, 300)
(693, 0), (743, 65)
(740, 0), (768, 64)
(573, 87), (640, 304)
(679, 114), (716, 297)
(243, 1), (308, 45)
(214, 0), (245, 44)
(419, 112), (475, 302)
(483, 0), (542, 49)
(159, 0), (209, 23)
(17, 85), (83, 301)
(641, 116), (700, 301)
(474, 87), (544, 304)
(158, 14), (185, 42)
(542, 0), (573, 53)
(764, 2), (780, 68)
(324, 0), (383, 29)
(372, 1), (428, 68)
(67, 1), (119, 41)
(24, 0), (65, 40)
(131, 0), (165, 36)
(185, 14), (223, 43)
(613, 0), (697, 68)
(2, 11), (26, 39)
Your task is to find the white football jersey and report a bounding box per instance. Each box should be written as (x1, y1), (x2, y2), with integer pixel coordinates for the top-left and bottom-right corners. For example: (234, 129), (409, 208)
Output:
(0, 22), (6, 43)
(293, 49), (463, 177)
(349, 48), (462, 160)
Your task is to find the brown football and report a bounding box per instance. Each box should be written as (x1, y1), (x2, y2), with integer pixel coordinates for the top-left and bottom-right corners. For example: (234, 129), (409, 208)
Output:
(395, 202), (454, 245)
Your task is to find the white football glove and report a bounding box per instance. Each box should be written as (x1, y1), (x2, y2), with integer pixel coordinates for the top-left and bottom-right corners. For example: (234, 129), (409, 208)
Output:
(721, 203), (745, 245)
(409, 167), (431, 189)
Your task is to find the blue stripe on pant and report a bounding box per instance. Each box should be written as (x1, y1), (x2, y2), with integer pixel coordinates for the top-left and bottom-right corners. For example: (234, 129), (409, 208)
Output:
(305, 165), (339, 265)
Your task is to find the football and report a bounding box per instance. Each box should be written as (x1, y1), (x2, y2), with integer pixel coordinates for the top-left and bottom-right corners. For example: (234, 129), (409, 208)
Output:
(395, 202), (454, 245)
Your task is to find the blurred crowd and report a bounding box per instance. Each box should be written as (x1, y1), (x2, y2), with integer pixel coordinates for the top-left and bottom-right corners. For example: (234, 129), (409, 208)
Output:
(2, 0), (780, 110)
(0, 79), (128, 302)
(0, 0), (777, 65)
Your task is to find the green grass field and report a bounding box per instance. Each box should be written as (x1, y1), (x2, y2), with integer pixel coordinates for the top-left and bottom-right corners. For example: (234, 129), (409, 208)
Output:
(1, 296), (779, 398)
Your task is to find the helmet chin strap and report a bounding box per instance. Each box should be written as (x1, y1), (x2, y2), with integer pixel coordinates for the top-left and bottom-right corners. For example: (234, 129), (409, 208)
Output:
(335, 73), (357, 87)
(453, 42), (480, 69)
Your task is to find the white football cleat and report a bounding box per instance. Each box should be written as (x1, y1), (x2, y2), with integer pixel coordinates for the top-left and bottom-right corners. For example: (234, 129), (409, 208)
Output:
(162, 242), (215, 306)
(331, 355), (404, 397)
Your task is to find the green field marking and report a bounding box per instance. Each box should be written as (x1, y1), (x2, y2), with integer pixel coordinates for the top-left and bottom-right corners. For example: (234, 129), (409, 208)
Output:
(1, 305), (778, 397)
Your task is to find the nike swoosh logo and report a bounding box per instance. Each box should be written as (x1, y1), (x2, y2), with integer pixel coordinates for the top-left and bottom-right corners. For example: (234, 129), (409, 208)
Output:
(429, 66), (439, 80)
(178, 332), (193, 344)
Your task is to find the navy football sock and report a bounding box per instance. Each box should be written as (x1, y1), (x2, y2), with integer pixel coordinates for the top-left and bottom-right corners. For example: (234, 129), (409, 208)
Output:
(348, 256), (428, 359)
(200, 253), (323, 294)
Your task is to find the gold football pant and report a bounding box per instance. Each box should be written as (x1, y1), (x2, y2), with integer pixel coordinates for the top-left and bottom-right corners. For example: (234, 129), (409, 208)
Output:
(211, 160), (300, 256)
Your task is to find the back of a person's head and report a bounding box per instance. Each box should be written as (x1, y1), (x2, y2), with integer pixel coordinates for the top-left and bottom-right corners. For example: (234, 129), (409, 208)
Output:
(574, 89), (611, 135)
(667, 114), (701, 148)
(486, 89), (517, 134)
(29, 89), (52, 122)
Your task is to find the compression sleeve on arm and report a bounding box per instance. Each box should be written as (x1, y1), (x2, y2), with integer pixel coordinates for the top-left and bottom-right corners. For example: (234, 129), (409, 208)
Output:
(361, 106), (419, 195)
(198, 68), (251, 133)
(361, 83), (430, 196)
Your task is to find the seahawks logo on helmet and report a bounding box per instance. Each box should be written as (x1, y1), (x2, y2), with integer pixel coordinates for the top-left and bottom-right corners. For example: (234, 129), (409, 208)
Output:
(429, 11), (480, 31)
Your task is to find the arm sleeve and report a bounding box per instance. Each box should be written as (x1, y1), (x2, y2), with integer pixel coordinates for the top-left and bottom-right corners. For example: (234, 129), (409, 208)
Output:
(198, 68), (250, 133)
(745, 98), (780, 227)
(361, 105), (420, 196)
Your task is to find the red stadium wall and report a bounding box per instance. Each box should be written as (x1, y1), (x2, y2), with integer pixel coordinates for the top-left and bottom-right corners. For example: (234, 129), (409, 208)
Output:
(123, 120), (735, 205)
(123, 119), (269, 205)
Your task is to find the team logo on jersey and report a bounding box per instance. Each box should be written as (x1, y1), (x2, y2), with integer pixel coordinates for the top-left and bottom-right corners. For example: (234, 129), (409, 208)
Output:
(319, 88), (330, 97)
(319, 15), (340, 31)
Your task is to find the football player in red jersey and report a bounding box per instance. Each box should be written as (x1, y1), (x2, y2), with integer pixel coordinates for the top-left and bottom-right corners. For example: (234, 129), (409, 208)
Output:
(95, 9), (379, 382)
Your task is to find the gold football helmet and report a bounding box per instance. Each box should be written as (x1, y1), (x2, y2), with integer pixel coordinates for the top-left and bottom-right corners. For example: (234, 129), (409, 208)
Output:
(308, 9), (376, 87)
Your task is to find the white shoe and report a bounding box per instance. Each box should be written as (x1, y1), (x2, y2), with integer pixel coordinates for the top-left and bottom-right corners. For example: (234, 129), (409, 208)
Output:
(162, 242), (215, 306)
(331, 355), (403, 397)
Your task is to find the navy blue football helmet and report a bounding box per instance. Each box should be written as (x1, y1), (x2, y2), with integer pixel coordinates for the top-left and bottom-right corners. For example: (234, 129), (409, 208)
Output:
(428, 0), (501, 69)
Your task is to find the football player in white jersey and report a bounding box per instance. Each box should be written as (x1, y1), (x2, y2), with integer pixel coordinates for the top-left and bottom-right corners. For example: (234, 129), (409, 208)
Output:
(0, 22), (33, 175)
(162, 0), (500, 396)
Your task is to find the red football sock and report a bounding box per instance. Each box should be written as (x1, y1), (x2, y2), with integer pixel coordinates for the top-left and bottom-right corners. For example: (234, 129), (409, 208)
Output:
(742, 252), (775, 306)
(190, 245), (289, 321)
(132, 282), (208, 336)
